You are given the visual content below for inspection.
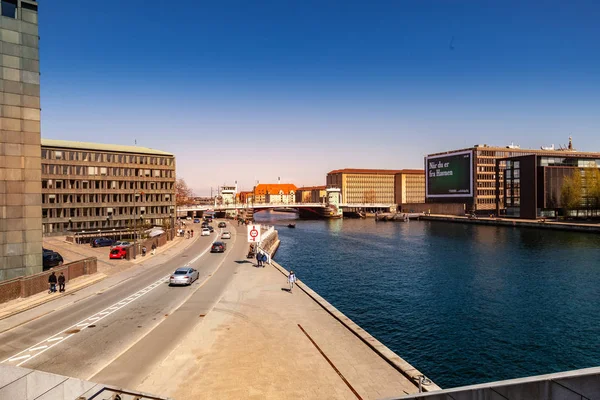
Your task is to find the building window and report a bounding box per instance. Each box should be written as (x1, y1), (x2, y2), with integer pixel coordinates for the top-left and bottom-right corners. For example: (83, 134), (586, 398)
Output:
(1, 0), (17, 18)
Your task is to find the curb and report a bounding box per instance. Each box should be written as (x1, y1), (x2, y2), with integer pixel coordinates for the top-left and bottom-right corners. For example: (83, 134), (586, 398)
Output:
(269, 259), (442, 393)
(0, 273), (108, 321)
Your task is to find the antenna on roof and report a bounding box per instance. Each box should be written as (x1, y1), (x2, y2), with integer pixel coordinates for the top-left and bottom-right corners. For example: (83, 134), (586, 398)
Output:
(135, 139), (137, 146)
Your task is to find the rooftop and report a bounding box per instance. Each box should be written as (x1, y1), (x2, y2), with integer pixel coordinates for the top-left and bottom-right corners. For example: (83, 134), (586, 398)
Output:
(327, 168), (423, 175)
(297, 185), (327, 191)
(41, 139), (174, 156)
(254, 183), (297, 195)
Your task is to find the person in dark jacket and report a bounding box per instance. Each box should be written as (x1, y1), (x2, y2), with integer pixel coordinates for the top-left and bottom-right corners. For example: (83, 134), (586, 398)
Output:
(256, 251), (262, 267)
(48, 272), (57, 293)
(58, 272), (66, 292)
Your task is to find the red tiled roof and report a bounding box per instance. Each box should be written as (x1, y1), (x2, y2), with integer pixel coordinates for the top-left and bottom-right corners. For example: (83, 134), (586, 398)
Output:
(254, 183), (297, 195)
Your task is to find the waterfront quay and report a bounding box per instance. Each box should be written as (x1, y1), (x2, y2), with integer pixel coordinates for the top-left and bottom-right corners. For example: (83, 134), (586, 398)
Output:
(421, 214), (600, 233)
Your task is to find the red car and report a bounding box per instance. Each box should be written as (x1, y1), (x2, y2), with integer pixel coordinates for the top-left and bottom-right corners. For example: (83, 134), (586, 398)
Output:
(109, 246), (127, 259)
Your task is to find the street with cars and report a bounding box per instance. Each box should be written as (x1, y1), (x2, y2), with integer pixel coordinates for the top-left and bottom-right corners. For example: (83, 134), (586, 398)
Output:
(0, 219), (243, 388)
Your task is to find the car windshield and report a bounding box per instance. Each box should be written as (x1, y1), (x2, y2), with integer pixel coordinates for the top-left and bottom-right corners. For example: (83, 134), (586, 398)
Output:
(110, 249), (119, 254)
(174, 270), (189, 275)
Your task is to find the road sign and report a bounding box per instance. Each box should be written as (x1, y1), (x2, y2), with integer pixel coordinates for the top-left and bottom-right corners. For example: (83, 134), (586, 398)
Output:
(247, 225), (261, 243)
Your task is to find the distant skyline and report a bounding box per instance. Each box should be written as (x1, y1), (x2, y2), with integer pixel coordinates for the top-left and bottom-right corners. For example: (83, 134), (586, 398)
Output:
(41, 1), (600, 195)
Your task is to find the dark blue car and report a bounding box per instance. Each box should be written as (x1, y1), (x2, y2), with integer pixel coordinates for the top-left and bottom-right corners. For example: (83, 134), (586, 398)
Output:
(91, 237), (114, 248)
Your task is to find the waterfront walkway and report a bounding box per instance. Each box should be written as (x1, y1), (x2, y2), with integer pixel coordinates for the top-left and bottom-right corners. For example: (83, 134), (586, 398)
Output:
(138, 241), (433, 399)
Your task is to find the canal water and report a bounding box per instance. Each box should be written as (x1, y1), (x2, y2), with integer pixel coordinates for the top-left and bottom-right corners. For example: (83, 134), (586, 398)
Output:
(255, 211), (600, 389)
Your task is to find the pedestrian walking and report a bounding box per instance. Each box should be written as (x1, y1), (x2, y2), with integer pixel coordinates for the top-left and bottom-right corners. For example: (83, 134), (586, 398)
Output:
(261, 252), (268, 267)
(48, 271), (57, 293)
(58, 272), (66, 292)
(288, 270), (297, 293)
(142, 246), (147, 256)
(191, 229), (194, 237)
(256, 251), (262, 267)
(151, 243), (156, 255)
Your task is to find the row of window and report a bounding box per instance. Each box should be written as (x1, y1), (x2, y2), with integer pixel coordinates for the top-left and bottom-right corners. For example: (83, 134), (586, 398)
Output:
(43, 218), (167, 235)
(43, 206), (173, 220)
(42, 149), (174, 166)
(42, 179), (174, 192)
(42, 193), (173, 205)
(42, 164), (174, 178)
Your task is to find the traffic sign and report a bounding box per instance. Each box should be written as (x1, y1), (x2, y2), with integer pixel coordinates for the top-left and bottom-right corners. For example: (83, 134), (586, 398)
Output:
(247, 225), (261, 243)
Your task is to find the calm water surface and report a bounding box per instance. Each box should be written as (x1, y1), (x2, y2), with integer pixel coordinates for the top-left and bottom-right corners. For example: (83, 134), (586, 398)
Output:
(256, 211), (600, 388)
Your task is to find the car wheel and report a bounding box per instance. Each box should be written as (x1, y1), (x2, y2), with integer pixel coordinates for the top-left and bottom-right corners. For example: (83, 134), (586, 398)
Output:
(58, 261), (63, 266)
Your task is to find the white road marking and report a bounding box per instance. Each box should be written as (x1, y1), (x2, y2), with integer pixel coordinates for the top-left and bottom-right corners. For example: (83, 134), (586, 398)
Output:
(8, 355), (31, 362)
(3, 235), (217, 368)
(1, 273), (171, 367)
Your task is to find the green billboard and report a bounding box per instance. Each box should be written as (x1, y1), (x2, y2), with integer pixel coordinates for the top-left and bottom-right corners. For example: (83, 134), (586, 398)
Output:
(426, 151), (473, 197)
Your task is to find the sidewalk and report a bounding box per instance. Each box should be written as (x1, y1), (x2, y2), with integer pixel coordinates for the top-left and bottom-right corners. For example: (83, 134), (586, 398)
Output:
(138, 259), (430, 399)
(0, 233), (202, 321)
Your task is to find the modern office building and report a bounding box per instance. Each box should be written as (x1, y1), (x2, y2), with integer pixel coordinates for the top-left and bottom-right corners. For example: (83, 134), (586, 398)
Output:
(394, 170), (425, 205)
(498, 154), (600, 219)
(253, 183), (297, 204)
(296, 186), (327, 203)
(0, 1), (42, 280)
(425, 138), (600, 214)
(41, 139), (176, 236)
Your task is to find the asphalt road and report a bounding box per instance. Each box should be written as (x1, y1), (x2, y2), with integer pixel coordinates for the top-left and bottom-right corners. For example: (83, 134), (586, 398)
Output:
(0, 221), (250, 385)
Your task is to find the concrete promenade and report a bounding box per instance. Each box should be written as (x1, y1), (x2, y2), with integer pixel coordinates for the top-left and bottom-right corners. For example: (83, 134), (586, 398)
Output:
(138, 226), (438, 399)
(422, 214), (600, 233)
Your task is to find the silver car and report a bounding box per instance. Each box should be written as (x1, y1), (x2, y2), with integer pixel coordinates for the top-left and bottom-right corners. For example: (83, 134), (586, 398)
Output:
(221, 231), (231, 239)
(169, 267), (199, 286)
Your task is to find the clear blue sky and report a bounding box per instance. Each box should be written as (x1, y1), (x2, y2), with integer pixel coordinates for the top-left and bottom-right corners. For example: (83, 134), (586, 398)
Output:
(40, 1), (600, 195)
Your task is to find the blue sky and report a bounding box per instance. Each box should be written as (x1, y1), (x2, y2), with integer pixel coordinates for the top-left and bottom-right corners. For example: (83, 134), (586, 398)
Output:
(40, 1), (600, 195)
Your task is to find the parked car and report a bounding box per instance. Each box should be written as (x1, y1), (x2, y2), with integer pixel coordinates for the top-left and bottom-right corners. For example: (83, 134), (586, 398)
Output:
(109, 246), (128, 260)
(201, 228), (210, 236)
(186, 217), (192, 220)
(211, 241), (227, 253)
(193, 218), (201, 223)
(169, 267), (199, 286)
(111, 241), (131, 248)
(43, 251), (64, 270)
(221, 231), (231, 239)
(91, 237), (114, 248)
(218, 222), (226, 228)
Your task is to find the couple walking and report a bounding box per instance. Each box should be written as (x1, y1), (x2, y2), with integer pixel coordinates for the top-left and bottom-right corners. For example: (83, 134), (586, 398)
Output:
(256, 251), (268, 267)
(48, 271), (66, 293)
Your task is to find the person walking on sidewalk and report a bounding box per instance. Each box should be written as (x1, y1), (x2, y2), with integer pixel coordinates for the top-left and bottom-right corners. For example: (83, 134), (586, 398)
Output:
(256, 251), (263, 267)
(288, 270), (297, 293)
(151, 243), (156, 255)
(58, 272), (66, 292)
(261, 252), (268, 267)
(48, 271), (57, 293)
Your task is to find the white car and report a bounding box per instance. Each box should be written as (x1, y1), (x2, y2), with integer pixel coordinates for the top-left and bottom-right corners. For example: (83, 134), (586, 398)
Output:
(201, 228), (210, 236)
(221, 231), (231, 239)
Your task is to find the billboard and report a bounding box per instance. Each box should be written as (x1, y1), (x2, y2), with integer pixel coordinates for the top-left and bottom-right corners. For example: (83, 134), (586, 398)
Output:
(426, 151), (473, 198)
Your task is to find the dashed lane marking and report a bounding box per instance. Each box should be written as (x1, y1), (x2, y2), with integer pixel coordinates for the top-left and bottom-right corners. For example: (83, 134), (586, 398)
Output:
(2, 233), (217, 368)
(1, 273), (171, 367)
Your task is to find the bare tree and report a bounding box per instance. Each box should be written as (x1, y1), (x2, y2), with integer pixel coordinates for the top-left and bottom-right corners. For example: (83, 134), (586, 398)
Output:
(176, 177), (194, 205)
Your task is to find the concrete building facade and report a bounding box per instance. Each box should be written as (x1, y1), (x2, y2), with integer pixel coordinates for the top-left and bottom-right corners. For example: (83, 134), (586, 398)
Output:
(296, 186), (327, 203)
(0, 1), (42, 280)
(394, 170), (425, 205)
(326, 169), (401, 204)
(41, 139), (176, 236)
